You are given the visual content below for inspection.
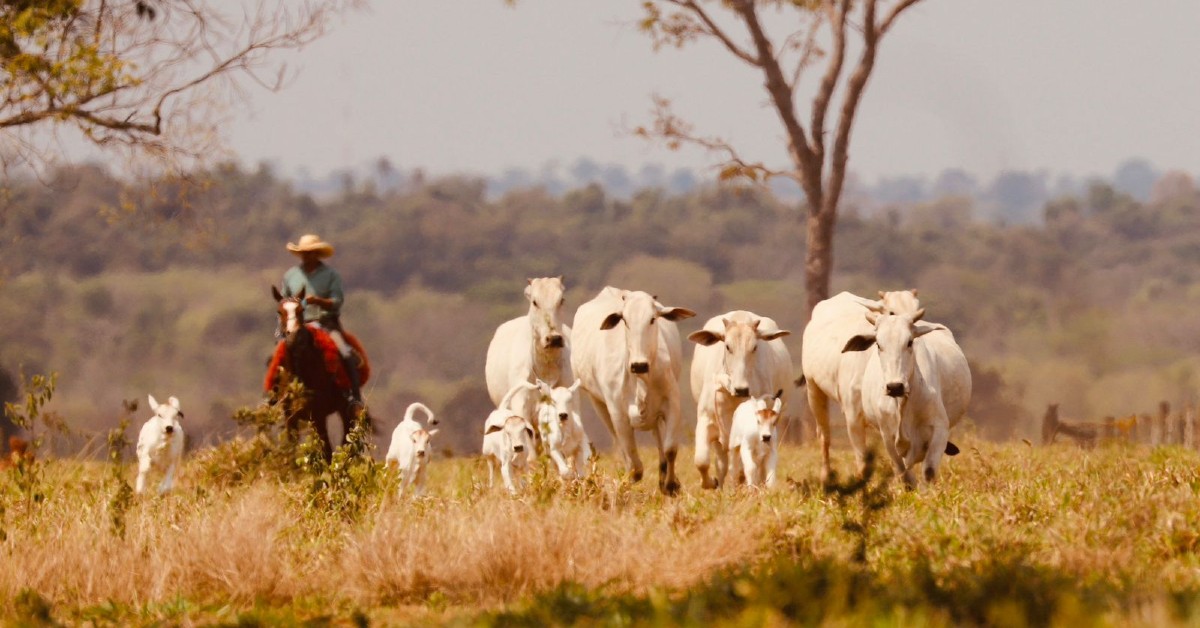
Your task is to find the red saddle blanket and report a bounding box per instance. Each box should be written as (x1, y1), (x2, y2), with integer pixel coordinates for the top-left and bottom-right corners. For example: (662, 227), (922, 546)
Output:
(264, 325), (370, 393)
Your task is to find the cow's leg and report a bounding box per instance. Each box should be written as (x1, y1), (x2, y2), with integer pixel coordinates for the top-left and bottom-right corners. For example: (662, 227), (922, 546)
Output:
(846, 409), (870, 477)
(158, 461), (177, 494)
(923, 406), (952, 484)
(880, 412), (915, 487)
(713, 431), (730, 489)
(611, 404), (644, 483)
(501, 460), (517, 494)
(587, 391), (617, 438)
(487, 457), (496, 487)
(658, 389), (683, 496)
(573, 446), (589, 479)
(807, 379), (833, 483)
(694, 409), (718, 489)
(549, 449), (571, 479)
(135, 459), (150, 494)
(741, 446), (759, 488)
(728, 443), (744, 487)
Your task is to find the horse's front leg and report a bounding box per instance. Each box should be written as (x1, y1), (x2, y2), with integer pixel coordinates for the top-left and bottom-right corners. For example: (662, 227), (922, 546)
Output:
(313, 412), (333, 461)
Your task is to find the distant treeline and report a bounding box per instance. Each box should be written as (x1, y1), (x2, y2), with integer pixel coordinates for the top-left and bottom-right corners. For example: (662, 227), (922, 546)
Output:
(2, 162), (1199, 452)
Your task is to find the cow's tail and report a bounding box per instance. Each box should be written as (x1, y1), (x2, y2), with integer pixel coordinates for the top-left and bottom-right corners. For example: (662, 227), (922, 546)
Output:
(499, 381), (539, 414)
(404, 402), (437, 426)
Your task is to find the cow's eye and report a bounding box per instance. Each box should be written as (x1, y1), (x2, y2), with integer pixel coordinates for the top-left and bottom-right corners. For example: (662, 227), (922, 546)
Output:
(907, 339), (914, 348)
(649, 318), (656, 325)
(532, 300), (539, 308)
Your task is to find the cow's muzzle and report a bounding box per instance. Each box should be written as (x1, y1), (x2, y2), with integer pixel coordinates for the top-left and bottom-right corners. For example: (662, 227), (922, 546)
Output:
(630, 362), (650, 374)
(761, 434), (772, 443)
(164, 425), (175, 435)
(546, 334), (565, 348)
(417, 450), (426, 457)
(733, 386), (750, 398)
(559, 412), (569, 422)
(886, 382), (906, 398)
(513, 445), (525, 453)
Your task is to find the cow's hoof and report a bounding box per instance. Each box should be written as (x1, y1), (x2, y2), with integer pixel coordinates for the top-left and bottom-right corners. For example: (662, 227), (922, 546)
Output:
(924, 466), (937, 483)
(631, 469), (644, 483)
(662, 478), (681, 496)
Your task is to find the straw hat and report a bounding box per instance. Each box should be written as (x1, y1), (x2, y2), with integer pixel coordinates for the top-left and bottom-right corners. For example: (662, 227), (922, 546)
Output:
(286, 234), (335, 258)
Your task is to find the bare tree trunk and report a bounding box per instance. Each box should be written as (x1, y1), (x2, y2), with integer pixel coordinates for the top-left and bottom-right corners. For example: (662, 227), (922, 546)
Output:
(1185, 404), (1195, 450)
(805, 210), (836, 313)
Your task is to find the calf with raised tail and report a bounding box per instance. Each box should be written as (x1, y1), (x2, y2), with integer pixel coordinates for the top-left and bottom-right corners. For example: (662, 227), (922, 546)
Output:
(136, 395), (185, 494)
(385, 402), (440, 497)
(483, 381), (539, 494)
(728, 391), (784, 489)
(535, 379), (593, 480)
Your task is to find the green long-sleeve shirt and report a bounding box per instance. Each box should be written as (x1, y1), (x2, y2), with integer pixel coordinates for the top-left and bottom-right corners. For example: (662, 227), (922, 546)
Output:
(281, 263), (344, 323)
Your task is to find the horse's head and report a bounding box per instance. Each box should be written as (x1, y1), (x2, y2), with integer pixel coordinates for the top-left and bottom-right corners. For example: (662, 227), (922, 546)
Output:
(272, 285), (307, 339)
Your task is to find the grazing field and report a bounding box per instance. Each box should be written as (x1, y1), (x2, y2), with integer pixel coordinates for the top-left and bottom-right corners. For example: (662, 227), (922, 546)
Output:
(5, 429), (1200, 626)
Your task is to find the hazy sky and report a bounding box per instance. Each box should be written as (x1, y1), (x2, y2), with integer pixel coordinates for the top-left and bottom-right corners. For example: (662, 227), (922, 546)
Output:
(227, 1), (1200, 183)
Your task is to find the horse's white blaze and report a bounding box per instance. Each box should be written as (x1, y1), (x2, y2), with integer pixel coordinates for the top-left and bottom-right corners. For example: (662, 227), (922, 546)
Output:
(283, 301), (301, 334)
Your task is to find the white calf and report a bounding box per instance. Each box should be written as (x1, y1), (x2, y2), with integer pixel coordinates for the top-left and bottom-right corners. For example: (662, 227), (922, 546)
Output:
(385, 402), (440, 497)
(728, 392), (783, 489)
(136, 395), (185, 494)
(535, 379), (592, 480)
(483, 415), (537, 494)
(482, 381), (540, 494)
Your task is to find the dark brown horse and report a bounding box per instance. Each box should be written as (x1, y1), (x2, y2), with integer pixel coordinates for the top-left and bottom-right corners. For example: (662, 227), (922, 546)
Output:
(270, 285), (359, 460)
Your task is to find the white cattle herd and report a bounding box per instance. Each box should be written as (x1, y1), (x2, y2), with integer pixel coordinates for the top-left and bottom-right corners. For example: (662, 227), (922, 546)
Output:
(141, 278), (972, 497)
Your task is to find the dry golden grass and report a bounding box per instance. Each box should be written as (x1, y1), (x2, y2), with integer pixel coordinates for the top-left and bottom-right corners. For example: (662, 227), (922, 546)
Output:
(4, 437), (1200, 624)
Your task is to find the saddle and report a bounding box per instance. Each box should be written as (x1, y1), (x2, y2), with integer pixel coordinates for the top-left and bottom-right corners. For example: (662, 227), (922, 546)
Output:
(264, 324), (371, 394)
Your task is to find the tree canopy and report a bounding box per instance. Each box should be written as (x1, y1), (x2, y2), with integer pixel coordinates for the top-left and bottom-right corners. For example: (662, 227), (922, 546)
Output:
(0, 0), (354, 171)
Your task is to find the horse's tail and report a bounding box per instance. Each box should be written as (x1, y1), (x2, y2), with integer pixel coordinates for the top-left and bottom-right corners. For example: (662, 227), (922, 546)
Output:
(499, 381), (539, 414)
(405, 402), (437, 426)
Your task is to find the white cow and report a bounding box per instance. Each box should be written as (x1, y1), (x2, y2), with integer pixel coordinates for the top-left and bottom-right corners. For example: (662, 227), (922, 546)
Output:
(688, 311), (793, 489)
(534, 379), (593, 480)
(485, 277), (573, 430)
(385, 402), (440, 497)
(571, 287), (696, 495)
(482, 381), (540, 494)
(800, 290), (922, 481)
(843, 309), (971, 486)
(728, 392), (784, 489)
(136, 394), (185, 495)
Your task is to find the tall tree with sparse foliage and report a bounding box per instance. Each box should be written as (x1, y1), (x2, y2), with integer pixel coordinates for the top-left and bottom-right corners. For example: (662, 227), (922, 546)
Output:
(0, 0), (355, 172)
(635, 0), (925, 313)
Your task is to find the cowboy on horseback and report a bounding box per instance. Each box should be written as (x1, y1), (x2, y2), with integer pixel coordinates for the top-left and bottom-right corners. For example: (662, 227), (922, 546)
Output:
(279, 233), (366, 410)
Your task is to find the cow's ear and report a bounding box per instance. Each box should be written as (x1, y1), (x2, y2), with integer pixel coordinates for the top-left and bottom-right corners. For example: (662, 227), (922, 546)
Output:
(485, 425), (503, 435)
(524, 426), (535, 439)
(271, 286), (284, 302)
(687, 330), (723, 346)
(842, 334), (875, 353)
(774, 389), (784, 400)
(944, 441), (960, 456)
(910, 288), (919, 297)
(659, 307), (696, 321)
(168, 396), (181, 410)
(600, 313), (623, 330)
(914, 322), (947, 338)
(758, 329), (791, 341)
(148, 395), (160, 411)
(568, 379), (582, 393)
(864, 310), (880, 325)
